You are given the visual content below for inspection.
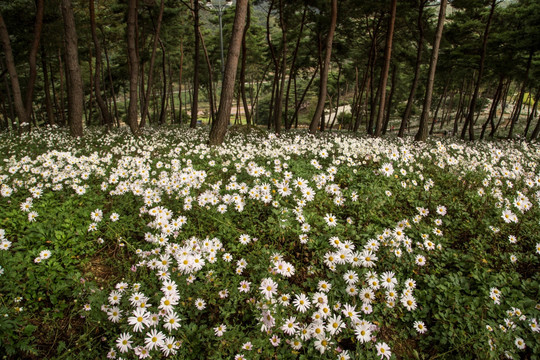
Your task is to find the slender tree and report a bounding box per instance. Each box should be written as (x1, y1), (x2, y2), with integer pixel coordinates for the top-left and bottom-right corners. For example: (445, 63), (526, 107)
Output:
(209, 0), (249, 145)
(309, 0), (338, 134)
(374, 0), (397, 137)
(239, 3), (251, 126)
(61, 0), (84, 137)
(415, 0), (447, 142)
(0, 11), (30, 127)
(127, 0), (140, 134)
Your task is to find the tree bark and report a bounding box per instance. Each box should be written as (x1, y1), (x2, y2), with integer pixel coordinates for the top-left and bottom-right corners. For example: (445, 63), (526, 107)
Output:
(415, 0), (447, 142)
(240, 3), (251, 126)
(461, 0), (496, 141)
(61, 0), (84, 137)
(209, 0), (248, 145)
(126, 0), (140, 134)
(374, 0), (397, 137)
(399, 0), (426, 137)
(0, 11), (31, 127)
(309, 0), (338, 134)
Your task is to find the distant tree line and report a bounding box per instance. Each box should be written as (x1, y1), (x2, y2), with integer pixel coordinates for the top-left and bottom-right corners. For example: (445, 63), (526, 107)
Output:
(0, 0), (539, 143)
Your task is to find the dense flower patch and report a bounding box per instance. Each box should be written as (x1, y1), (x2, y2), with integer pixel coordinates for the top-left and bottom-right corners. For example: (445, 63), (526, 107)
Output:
(0, 127), (539, 359)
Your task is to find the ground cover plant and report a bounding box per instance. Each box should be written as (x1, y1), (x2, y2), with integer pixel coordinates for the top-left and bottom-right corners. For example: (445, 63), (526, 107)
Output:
(0, 126), (539, 359)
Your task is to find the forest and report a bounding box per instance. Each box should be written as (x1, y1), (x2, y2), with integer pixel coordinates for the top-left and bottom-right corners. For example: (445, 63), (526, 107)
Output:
(1, 1), (540, 359)
(0, 0), (539, 143)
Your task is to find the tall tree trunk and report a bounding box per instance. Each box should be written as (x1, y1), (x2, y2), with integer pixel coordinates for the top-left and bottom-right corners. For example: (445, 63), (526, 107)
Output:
(399, 0), (426, 137)
(209, 0), (248, 145)
(415, 0), (447, 142)
(374, 0), (397, 136)
(140, 0), (165, 128)
(309, 0), (338, 134)
(273, 0), (287, 134)
(190, 0), (200, 128)
(0, 11), (30, 126)
(126, 0), (139, 134)
(61, 0), (84, 137)
(25, 0), (44, 117)
(240, 3), (251, 126)
(461, 0), (496, 141)
(89, 0), (113, 128)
